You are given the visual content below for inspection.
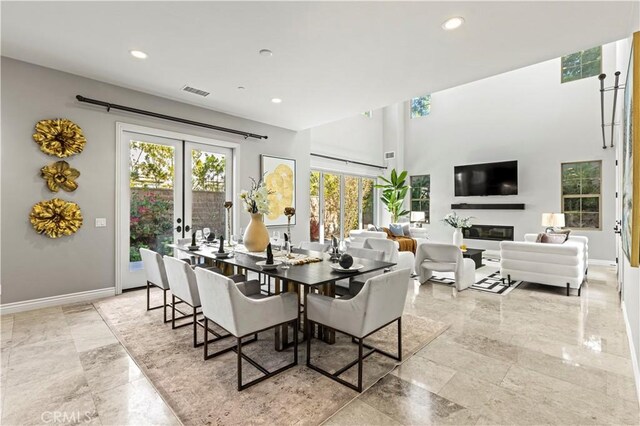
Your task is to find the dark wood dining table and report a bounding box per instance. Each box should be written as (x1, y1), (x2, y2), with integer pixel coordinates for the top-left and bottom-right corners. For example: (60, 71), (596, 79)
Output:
(170, 243), (395, 350)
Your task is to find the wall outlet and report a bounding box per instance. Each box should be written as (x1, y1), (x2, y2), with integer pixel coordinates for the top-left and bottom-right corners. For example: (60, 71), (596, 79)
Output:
(95, 218), (107, 228)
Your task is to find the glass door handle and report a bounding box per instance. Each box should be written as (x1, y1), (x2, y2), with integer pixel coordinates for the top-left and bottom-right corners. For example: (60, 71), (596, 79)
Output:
(175, 225), (182, 233)
(184, 225), (191, 232)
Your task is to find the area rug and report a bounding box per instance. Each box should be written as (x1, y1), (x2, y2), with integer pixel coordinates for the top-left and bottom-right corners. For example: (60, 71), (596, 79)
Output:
(94, 289), (448, 425)
(430, 271), (522, 295)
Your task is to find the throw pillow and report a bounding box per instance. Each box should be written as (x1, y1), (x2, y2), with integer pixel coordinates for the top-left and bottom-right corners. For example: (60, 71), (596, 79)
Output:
(402, 223), (411, 237)
(389, 223), (405, 237)
(540, 233), (567, 244)
(535, 233), (545, 243)
(367, 224), (377, 231)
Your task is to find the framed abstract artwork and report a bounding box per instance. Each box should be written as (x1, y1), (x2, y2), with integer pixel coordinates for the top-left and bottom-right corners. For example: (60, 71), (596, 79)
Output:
(622, 31), (640, 267)
(260, 155), (296, 227)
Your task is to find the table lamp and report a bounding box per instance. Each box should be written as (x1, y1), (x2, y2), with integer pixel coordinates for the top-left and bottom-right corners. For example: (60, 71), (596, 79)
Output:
(541, 213), (565, 233)
(410, 211), (426, 227)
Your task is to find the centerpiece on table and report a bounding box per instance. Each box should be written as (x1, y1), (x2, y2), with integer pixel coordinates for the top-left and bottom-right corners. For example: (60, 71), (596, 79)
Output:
(443, 212), (473, 247)
(239, 176), (272, 252)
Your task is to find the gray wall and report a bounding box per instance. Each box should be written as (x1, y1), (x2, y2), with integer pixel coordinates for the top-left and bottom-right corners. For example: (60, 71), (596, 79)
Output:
(1, 57), (310, 304)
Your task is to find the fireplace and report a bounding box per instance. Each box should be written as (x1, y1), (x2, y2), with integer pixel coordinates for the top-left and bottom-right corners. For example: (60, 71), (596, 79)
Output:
(462, 225), (514, 241)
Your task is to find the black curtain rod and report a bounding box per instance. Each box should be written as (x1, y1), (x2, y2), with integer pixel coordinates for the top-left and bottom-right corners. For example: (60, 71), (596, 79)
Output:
(75, 95), (268, 140)
(311, 152), (387, 169)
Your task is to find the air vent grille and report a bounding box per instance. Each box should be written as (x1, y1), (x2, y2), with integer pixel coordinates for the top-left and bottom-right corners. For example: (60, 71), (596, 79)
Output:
(181, 85), (210, 97)
(384, 151), (396, 159)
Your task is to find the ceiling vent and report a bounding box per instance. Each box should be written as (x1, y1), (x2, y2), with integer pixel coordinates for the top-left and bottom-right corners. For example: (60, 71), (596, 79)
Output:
(384, 151), (396, 160)
(181, 85), (210, 97)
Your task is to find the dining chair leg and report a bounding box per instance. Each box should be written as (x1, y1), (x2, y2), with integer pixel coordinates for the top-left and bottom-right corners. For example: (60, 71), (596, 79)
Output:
(163, 289), (168, 323)
(293, 319), (299, 365)
(398, 317), (402, 361)
(193, 306), (198, 347)
(204, 317), (209, 360)
(146, 281), (151, 311)
(306, 319), (312, 366)
(237, 337), (243, 391)
(171, 295), (176, 329)
(357, 338), (363, 392)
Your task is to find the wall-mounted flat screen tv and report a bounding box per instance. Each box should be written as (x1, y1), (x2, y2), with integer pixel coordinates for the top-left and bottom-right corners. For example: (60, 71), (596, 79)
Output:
(454, 160), (518, 196)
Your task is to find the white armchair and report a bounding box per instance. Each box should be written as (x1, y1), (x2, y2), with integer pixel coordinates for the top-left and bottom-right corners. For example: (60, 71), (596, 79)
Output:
(195, 267), (298, 390)
(140, 248), (171, 323)
(415, 242), (475, 291)
(306, 268), (411, 392)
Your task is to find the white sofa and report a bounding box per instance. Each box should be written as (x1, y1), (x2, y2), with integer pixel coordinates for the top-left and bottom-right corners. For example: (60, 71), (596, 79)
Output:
(500, 234), (587, 296)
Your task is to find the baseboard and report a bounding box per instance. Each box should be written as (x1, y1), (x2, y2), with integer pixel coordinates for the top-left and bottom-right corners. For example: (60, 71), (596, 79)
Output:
(0, 287), (116, 315)
(622, 302), (640, 405)
(588, 259), (616, 266)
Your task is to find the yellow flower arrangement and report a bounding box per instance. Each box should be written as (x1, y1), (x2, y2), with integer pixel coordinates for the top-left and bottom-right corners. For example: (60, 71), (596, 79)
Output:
(32, 119), (86, 158)
(40, 161), (80, 192)
(29, 198), (83, 238)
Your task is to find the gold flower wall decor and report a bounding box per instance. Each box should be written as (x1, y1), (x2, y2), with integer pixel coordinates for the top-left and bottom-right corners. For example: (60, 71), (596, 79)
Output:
(33, 119), (86, 158)
(41, 161), (80, 192)
(30, 198), (83, 238)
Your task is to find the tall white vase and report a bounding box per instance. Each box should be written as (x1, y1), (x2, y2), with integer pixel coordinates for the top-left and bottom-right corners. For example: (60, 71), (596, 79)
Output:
(453, 228), (463, 247)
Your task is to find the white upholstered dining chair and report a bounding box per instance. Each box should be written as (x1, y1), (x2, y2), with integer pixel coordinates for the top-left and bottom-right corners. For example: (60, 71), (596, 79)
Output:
(306, 268), (411, 392)
(298, 241), (329, 252)
(195, 267), (299, 391)
(344, 246), (385, 297)
(140, 248), (171, 323)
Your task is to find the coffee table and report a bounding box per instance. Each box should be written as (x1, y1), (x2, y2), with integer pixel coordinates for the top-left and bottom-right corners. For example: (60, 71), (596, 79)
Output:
(462, 248), (485, 269)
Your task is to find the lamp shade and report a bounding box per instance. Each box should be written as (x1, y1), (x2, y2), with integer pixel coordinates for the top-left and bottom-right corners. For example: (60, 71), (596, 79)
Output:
(541, 213), (565, 227)
(410, 211), (426, 222)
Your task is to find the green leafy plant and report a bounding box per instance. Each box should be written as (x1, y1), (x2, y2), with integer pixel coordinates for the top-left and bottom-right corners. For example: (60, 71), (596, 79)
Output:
(375, 169), (410, 223)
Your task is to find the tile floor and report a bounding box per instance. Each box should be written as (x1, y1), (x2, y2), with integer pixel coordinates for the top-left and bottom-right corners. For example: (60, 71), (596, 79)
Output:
(0, 303), (179, 425)
(326, 265), (640, 425)
(1, 265), (638, 425)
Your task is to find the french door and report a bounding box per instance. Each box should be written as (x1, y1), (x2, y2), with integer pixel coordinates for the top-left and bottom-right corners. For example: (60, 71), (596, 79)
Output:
(119, 130), (232, 290)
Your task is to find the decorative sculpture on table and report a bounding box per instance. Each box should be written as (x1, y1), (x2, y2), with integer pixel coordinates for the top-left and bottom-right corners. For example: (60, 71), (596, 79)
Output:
(29, 198), (83, 238)
(191, 231), (197, 247)
(218, 235), (225, 253)
(266, 243), (274, 265)
(40, 161), (80, 192)
(339, 253), (354, 269)
(224, 201), (233, 242)
(284, 206), (295, 245)
(32, 119), (86, 158)
(329, 235), (340, 261)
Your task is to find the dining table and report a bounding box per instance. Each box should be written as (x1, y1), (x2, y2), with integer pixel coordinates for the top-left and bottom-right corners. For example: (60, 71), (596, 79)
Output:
(169, 242), (396, 351)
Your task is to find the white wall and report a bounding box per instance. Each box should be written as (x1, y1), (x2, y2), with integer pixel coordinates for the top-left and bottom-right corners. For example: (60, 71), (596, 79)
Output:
(310, 110), (384, 166)
(1, 57), (310, 304)
(404, 42), (620, 261)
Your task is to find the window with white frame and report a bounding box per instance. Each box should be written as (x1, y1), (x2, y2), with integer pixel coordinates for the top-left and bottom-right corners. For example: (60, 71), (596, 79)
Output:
(309, 171), (376, 241)
(410, 95), (431, 118)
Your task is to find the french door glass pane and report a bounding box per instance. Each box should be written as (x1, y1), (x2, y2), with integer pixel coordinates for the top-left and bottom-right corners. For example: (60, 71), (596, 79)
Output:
(323, 173), (341, 241)
(129, 140), (175, 269)
(362, 177), (374, 227)
(191, 149), (227, 238)
(344, 176), (359, 238)
(310, 172), (320, 241)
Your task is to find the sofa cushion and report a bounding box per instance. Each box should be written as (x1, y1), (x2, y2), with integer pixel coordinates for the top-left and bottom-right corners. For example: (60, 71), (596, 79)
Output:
(389, 223), (404, 237)
(540, 233), (568, 244)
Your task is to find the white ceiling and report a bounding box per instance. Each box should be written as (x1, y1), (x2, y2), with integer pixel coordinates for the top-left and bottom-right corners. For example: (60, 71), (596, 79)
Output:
(2, 1), (637, 130)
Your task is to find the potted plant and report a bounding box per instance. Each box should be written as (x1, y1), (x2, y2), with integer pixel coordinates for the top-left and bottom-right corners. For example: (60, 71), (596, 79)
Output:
(375, 169), (410, 223)
(443, 212), (473, 247)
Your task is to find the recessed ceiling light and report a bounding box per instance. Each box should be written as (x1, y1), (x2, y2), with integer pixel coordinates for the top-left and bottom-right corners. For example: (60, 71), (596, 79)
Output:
(237, 86), (246, 90)
(271, 98), (282, 104)
(442, 16), (465, 30)
(130, 50), (148, 59)
(259, 49), (273, 57)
